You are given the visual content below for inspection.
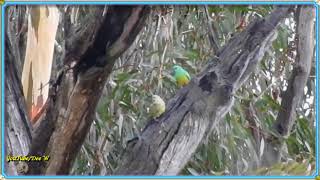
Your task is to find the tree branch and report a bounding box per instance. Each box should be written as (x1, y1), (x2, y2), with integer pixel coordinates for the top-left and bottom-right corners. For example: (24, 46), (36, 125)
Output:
(114, 6), (291, 175)
(262, 5), (315, 166)
(204, 5), (220, 53)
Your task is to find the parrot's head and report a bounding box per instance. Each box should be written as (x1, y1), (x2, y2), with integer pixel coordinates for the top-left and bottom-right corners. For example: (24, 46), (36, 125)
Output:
(151, 95), (162, 103)
(172, 65), (183, 76)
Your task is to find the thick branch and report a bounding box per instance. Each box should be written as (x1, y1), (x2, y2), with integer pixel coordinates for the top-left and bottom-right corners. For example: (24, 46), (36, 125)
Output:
(274, 6), (314, 136)
(115, 6), (290, 175)
(64, 6), (106, 66)
(262, 5), (315, 166)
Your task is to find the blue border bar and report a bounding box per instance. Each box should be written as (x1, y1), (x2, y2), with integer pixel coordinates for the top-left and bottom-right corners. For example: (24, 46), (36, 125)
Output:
(0, 175), (317, 179)
(0, 1), (319, 5)
(1, 1), (5, 178)
(315, 1), (319, 178)
(1, 1), (319, 179)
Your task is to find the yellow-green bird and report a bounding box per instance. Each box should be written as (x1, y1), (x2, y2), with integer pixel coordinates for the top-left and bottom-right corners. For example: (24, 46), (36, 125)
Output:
(172, 65), (191, 87)
(149, 95), (166, 119)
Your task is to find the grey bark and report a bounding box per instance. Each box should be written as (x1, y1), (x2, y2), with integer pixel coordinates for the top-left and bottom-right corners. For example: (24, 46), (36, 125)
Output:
(262, 5), (315, 166)
(6, 6), (28, 79)
(114, 6), (291, 175)
(4, 34), (32, 176)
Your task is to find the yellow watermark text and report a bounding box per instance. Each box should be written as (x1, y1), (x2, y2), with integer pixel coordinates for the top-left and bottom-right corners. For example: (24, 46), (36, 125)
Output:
(6, 155), (50, 162)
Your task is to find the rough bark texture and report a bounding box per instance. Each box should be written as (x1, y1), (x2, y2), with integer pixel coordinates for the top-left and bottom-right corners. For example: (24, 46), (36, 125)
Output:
(24, 6), (150, 175)
(114, 6), (291, 175)
(262, 5), (315, 166)
(4, 35), (33, 176)
(6, 6), (28, 79)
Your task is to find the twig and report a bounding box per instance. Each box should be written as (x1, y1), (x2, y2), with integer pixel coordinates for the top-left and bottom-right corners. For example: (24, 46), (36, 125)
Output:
(204, 5), (220, 53)
(253, 77), (280, 104)
(112, 64), (136, 72)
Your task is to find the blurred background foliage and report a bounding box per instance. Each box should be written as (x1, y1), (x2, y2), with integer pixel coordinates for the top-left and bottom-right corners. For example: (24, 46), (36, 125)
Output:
(68, 5), (315, 175)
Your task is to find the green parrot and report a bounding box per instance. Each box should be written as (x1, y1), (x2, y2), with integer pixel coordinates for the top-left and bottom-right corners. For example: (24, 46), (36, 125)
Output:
(172, 65), (191, 87)
(149, 95), (166, 119)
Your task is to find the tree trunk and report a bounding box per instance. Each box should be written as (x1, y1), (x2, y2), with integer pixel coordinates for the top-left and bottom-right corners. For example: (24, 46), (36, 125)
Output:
(25, 5), (150, 175)
(32, 6), (149, 175)
(4, 34), (32, 176)
(114, 6), (291, 175)
(6, 6), (28, 79)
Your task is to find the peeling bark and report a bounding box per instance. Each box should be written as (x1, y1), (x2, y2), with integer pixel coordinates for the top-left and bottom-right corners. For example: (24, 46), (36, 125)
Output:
(114, 6), (291, 175)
